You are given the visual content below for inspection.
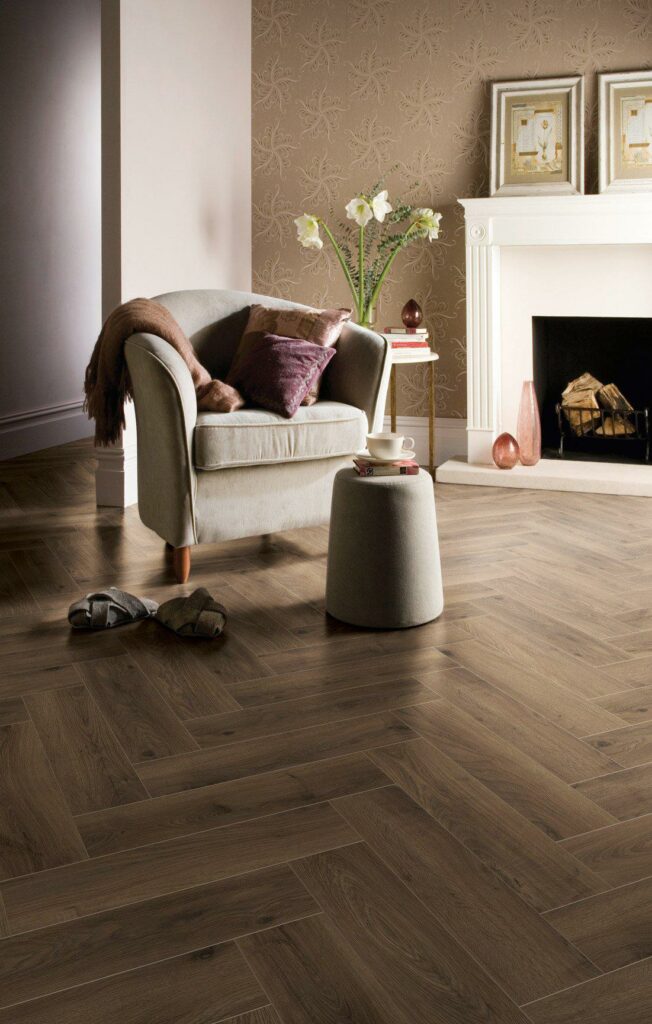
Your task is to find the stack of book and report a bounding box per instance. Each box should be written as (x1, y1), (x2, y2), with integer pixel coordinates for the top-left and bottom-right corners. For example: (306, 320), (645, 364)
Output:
(353, 456), (419, 477)
(383, 326), (430, 358)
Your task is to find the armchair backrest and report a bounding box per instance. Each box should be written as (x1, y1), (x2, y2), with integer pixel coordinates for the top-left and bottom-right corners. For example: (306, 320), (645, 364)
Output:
(154, 289), (322, 382)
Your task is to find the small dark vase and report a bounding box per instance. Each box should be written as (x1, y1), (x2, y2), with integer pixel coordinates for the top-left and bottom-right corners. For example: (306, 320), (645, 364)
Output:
(492, 432), (520, 469)
(401, 299), (423, 328)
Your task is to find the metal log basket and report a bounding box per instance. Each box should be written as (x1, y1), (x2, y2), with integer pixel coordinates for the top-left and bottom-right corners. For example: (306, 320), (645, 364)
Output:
(556, 403), (650, 463)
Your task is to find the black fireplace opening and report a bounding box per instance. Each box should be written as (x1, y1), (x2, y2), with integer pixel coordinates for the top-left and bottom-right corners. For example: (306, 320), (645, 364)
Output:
(533, 316), (652, 463)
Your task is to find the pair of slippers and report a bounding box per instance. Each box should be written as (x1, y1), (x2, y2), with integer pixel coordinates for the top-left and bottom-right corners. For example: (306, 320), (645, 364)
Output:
(68, 586), (226, 638)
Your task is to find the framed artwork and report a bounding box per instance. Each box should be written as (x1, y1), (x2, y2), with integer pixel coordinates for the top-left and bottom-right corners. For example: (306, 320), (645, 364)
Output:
(490, 77), (584, 196)
(599, 70), (652, 193)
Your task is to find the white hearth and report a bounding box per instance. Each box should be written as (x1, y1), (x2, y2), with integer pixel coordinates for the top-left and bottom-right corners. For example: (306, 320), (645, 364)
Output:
(438, 194), (652, 496)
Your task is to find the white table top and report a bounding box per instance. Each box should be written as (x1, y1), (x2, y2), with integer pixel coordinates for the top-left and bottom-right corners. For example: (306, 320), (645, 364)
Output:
(389, 351), (439, 364)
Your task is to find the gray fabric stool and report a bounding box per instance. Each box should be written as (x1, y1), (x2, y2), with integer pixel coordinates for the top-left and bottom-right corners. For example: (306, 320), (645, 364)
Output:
(326, 468), (444, 628)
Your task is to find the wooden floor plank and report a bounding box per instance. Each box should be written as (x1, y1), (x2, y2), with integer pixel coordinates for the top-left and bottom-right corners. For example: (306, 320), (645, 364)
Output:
(585, 719), (652, 768)
(187, 677), (434, 750)
(333, 786), (598, 1004)
(226, 648), (451, 708)
(77, 655), (198, 762)
(291, 842), (529, 1023)
(0, 864), (316, 1010)
(594, 683), (652, 725)
(0, 941), (266, 1024)
(239, 913), (410, 1024)
(561, 814), (652, 888)
(25, 684), (147, 814)
(573, 762), (652, 821)
(1, 802), (356, 934)
(136, 713), (416, 798)
(0, 696), (27, 726)
(225, 1010), (281, 1024)
(369, 739), (605, 911)
(471, 593), (629, 668)
(544, 875), (652, 971)
(417, 665), (620, 783)
(121, 628), (241, 719)
(4, 440), (652, 1023)
(395, 702), (615, 840)
(0, 721), (87, 880)
(454, 606), (622, 704)
(77, 752), (389, 857)
(440, 635), (622, 736)
(525, 958), (652, 1024)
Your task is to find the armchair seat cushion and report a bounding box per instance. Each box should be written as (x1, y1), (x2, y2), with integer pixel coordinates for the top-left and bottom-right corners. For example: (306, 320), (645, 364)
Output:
(193, 401), (367, 471)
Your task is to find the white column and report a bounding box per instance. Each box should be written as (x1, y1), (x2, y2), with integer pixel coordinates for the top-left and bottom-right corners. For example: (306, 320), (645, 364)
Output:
(465, 217), (501, 464)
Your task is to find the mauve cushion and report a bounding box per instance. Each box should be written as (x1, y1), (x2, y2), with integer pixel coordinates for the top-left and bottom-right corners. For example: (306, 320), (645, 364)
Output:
(227, 304), (351, 405)
(229, 333), (336, 418)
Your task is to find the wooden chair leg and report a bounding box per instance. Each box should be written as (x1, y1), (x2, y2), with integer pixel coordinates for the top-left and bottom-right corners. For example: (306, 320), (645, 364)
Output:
(172, 545), (191, 583)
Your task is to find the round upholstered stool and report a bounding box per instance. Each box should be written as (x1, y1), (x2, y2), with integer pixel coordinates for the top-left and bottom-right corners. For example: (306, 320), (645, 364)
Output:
(326, 468), (444, 629)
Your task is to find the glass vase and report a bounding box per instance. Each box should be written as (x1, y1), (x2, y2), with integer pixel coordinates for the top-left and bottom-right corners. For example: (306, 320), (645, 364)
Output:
(358, 304), (377, 330)
(517, 380), (541, 466)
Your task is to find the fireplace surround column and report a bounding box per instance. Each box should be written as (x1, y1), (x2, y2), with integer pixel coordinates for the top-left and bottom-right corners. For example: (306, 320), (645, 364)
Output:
(465, 216), (501, 464)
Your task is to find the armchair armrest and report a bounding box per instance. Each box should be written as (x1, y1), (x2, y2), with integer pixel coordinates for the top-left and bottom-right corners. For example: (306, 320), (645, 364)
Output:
(125, 333), (198, 547)
(321, 322), (391, 432)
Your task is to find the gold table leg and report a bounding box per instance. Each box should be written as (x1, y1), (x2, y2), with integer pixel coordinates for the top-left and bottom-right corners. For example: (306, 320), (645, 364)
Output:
(390, 365), (397, 432)
(429, 360), (435, 478)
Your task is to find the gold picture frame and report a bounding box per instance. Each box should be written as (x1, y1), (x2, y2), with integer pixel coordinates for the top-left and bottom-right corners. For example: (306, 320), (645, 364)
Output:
(599, 70), (652, 193)
(490, 77), (584, 196)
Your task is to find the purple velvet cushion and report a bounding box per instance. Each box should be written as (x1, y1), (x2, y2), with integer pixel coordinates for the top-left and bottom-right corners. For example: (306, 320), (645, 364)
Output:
(229, 332), (336, 418)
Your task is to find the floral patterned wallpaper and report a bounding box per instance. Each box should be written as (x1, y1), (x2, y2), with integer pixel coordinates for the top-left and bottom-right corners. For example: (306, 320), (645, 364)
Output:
(252, 0), (651, 418)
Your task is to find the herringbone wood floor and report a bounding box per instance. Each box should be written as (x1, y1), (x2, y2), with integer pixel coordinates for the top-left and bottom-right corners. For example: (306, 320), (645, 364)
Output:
(1, 438), (651, 1023)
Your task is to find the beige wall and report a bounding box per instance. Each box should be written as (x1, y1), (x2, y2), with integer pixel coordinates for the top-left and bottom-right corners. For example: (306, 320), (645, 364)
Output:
(104, 0), (252, 306)
(0, 0), (101, 458)
(252, 0), (651, 419)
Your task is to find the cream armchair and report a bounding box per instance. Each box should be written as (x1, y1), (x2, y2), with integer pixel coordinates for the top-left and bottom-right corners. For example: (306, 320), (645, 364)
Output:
(125, 289), (391, 582)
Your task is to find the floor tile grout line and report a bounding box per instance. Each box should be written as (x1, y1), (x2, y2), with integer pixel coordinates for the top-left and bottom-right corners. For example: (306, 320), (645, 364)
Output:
(520, 953), (652, 1009)
(570, 757), (652, 787)
(557, 809), (652, 846)
(162, 693), (439, 760)
(0, 910), (322, 1015)
(541, 870), (652, 917)
(0, 794), (387, 916)
(0, 832), (359, 941)
(287, 833), (580, 1011)
(181, 674), (429, 724)
(129, 705), (425, 769)
(415, 660), (627, 774)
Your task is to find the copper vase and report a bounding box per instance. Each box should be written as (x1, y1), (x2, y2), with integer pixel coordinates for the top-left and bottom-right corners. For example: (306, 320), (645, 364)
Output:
(517, 381), (541, 466)
(492, 433), (520, 469)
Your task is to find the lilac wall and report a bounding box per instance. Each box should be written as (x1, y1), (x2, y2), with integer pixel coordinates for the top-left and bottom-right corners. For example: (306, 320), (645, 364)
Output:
(0, 0), (101, 457)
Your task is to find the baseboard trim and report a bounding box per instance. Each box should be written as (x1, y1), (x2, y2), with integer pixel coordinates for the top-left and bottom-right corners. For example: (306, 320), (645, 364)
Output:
(0, 400), (90, 460)
(382, 415), (468, 467)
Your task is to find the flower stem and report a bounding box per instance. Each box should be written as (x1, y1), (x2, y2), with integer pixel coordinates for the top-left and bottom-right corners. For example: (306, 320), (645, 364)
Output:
(365, 223), (419, 317)
(358, 226), (365, 322)
(320, 221), (359, 310)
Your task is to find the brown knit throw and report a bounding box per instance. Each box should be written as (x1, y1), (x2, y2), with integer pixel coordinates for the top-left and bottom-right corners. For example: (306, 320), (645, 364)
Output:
(83, 298), (243, 446)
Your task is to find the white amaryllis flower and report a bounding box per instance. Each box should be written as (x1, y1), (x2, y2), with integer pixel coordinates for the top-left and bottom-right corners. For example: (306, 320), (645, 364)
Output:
(345, 196), (373, 227)
(411, 208), (442, 241)
(294, 213), (323, 249)
(371, 189), (392, 223)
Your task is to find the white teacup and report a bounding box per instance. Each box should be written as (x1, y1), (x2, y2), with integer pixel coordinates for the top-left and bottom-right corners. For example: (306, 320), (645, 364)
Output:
(366, 432), (415, 460)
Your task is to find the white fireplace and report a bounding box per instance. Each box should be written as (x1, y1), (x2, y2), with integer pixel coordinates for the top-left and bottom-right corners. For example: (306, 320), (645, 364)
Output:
(438, 194), (652, 496)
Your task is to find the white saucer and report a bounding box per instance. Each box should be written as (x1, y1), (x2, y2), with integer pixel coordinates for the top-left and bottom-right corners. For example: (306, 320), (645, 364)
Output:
(357, 448), (416, 463)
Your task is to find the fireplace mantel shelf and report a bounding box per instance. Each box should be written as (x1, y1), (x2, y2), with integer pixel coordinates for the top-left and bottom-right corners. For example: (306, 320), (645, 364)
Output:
(460, 194), (652, 248)
(437, 193), (652, 495)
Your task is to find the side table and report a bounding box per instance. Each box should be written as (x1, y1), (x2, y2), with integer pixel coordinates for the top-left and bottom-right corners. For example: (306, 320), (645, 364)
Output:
(388, 350), (439, 476)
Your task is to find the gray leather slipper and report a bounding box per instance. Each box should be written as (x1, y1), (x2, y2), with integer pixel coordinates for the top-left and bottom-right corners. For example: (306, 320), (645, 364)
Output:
(155, 587), (227, 638)
(68, 588), (158, 629)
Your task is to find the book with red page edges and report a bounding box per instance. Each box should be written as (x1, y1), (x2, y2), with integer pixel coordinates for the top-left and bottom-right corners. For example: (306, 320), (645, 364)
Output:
(353, 458), (419, 477)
